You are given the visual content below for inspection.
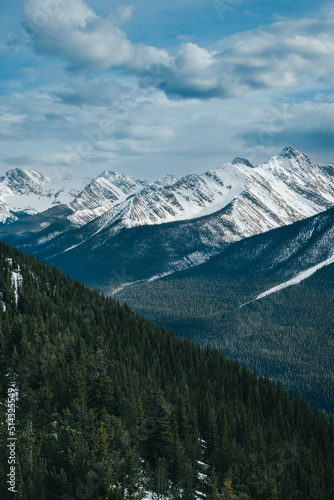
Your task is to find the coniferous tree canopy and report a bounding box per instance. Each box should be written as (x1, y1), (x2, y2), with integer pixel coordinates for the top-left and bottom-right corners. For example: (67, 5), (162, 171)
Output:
(0, 241), (333, 499)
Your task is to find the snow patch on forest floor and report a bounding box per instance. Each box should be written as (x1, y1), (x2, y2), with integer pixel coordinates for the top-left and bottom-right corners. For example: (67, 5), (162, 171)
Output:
(1, 259), (23, 309)
(11, 267), (23, 304)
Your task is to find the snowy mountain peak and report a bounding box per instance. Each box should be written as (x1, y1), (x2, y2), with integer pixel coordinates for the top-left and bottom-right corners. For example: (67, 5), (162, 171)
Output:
(97, 170), (134, 182)
(2, 168), (49, 189)
(258, 146), (315, 177)
(277, 146), (317, 172)
(232, 157), (254, 168)
(279, 145), (300, 157)
(0, 168), (90, 223)
(67, 170), (149, 226)
(152, 174), (179, 188)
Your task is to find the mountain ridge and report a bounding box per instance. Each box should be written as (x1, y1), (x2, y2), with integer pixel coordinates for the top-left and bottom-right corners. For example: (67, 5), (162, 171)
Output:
(0, 167), (91, 223)
(116, 205), (334, 413)
(2, 146), (334, 230)
(1, 146), (334, 292)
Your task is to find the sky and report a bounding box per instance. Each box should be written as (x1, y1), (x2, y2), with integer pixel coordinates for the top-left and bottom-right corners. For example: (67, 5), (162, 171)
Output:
(1, 0), (334, 181)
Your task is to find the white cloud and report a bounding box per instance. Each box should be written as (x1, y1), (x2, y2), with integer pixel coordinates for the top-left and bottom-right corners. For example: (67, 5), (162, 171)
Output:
(2, 78), (334, 181)
(155, 15), (334, 99)
(135, 13), (334, 99)
(23, 1), (334, 99)
(2, 2), (334, 180)
(24, 0), (170, 71)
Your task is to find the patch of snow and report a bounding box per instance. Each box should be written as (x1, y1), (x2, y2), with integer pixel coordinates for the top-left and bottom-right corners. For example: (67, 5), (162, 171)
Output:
(256, 254), (334, 300)
(11, 267), (23, 304)
(4, 259), (23, 305)
(67, 204), (114, 227)
(37, 232), (63, 245)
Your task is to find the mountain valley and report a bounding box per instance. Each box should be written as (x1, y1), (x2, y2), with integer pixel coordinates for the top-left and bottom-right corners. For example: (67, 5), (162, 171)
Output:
(117, 206), (334, 413)
(1, 146), (334, 413)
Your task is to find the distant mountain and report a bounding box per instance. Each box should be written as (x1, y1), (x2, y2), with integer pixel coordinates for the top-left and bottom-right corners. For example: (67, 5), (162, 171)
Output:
(92, 146), (334, 240)
(0, 168), (90, 223)
(1, 147), (334, 291)
(68, 170), (148, 227)
(0, 168), (147, 240)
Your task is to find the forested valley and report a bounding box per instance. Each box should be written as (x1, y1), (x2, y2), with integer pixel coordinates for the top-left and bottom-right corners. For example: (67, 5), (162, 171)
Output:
(0, 242), (334, 499)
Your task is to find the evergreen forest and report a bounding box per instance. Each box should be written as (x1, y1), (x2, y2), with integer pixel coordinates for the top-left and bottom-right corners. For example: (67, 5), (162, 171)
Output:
(0, 241), (334, 499)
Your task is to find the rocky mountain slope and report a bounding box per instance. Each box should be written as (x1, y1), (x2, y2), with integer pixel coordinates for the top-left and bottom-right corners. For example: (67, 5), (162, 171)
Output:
(67, 170), (148, 226)
(116, 205), (334, 317)
(93, 146), (334, 241)
(0, 168), (90, 223)
(1, 146), (334, 291)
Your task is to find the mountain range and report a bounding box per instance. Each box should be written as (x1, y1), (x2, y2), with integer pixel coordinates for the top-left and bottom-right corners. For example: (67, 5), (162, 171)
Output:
(1, 147), (333, 497)
(1, 147), (334, 413)
(1, 146), (334, 292)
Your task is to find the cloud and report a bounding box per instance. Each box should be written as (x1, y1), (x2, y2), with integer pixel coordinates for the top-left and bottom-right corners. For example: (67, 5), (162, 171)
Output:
(1, 85), (334, 179)
(156, 15), (334, 99)
(144, 44), (230, 99)
(24, 0), (170, 71)
(53, 77), (129, 107)
(238, 98), (334, 163)
(23, 1), (334, 100)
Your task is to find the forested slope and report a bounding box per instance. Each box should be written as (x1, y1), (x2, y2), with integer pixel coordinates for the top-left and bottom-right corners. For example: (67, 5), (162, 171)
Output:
(117, 209), (334, 414)
(0, 242), (334, 499)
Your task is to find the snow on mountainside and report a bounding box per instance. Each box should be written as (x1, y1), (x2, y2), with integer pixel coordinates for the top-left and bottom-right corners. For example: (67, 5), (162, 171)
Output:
(1, 146), (334, 256)
(0, 168), (147, 227)
(2, 147), (334, 292)
(82, 146), (334, 243)
(99, 165), (247, 229)
(68, 171), (148, 226)
(255, 253), (334, 301)
(151, 174), (179, 187)
(0, 168), (90, 223)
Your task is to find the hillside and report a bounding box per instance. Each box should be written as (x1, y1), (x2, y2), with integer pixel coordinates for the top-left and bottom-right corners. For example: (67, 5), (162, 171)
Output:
(0, 242), (334, 499)
(117, 207), (334, 414)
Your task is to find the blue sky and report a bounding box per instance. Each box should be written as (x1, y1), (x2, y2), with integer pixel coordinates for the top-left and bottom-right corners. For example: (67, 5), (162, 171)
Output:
(1, 0), (334, 180)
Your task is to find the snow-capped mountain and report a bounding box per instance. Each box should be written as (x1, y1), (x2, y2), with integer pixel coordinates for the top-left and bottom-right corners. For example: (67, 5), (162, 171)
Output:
(68, 171), (148, 226)
(0, 167), (147, 229)
(2, 147), (334, 236)
(0, 168), (90, 223)
(70, 146), (334, 243)
(107, 166), (247, 228)
(150, 174), (179, 188)
(1, 146), (334, 292)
